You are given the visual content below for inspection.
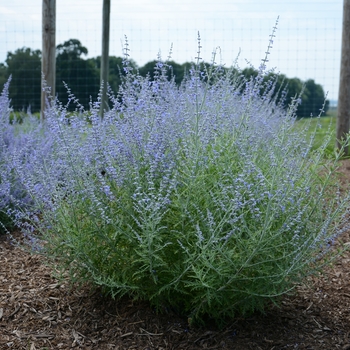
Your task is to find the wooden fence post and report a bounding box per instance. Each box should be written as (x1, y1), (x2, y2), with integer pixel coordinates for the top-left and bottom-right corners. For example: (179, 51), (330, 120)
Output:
(100, 0), (111, 118)
(337, 0), (350, 155)
(41, 0), (56, 119)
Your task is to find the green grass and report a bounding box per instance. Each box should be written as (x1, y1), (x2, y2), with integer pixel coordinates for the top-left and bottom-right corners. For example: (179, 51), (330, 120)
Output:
(296, 109), (337, 156)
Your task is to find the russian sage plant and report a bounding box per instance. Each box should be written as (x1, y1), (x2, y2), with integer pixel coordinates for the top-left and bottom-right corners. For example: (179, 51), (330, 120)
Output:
(0, 78), (57, 234)
(0, 78), (13, 232)
(7, 33), (350, 325)
(0, 78), (40, 233)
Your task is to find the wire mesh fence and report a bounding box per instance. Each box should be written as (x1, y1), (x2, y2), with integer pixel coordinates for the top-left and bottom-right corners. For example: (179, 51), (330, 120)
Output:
(0, 0), (342, 113)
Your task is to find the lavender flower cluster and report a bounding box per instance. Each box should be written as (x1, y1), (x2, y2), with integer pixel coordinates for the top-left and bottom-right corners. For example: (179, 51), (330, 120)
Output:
(0, 38), (347, 324)
(0, 78), (44, 232)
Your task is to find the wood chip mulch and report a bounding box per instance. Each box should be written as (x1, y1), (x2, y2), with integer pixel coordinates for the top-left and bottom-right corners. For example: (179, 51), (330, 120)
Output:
(2, 160), (350, 350)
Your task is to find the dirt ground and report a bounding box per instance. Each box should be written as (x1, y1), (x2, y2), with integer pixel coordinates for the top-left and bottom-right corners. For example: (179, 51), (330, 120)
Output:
(2, 161), (350, 350)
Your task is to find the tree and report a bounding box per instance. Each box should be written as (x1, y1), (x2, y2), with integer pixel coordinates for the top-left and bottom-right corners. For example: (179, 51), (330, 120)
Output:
(90, 55), (137, 95)
(241, 68), (329, 117)
(56, 39), (99, 109)
(138, 60), (202, 86)
(0, 43), (329, 117)
(5, 48), (42, 112)
(168, 61), (190, 85)
(88, 55), (138, 110)
(298, 79), (329, 117)
(107, 56), (126, 92)
(0, 63), (7, 89)
(138, 60), (159, 80)
(56, 38), (88, 60)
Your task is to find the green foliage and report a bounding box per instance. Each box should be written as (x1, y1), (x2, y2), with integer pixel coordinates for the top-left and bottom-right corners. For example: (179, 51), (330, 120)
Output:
(56, 39), (100, 110)
(0, 210), (15, 234)
(138, 60), (192, 85)
(89, 55), (138, 107)
(0, 39), (329, 116)
(296, 115), (336, 155)
(299, 79), (330, 117)
(0, 63), (7, 89)
(5, 48), (41, 112)
(241, 67), (329, 117)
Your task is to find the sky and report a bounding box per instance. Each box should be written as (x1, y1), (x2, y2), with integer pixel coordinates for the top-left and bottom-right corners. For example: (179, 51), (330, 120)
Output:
(0, 0), (343, 102)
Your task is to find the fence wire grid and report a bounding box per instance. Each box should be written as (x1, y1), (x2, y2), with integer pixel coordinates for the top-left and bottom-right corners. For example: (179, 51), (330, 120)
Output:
(0, 0), (342, 111)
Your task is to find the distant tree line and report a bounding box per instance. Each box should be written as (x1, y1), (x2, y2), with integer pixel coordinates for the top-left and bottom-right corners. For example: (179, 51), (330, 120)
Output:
(0, 38), (329, 117)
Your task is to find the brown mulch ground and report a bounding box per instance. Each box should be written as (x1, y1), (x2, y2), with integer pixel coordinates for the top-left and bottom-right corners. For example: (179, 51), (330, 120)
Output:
(2, 162), (350, 350)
